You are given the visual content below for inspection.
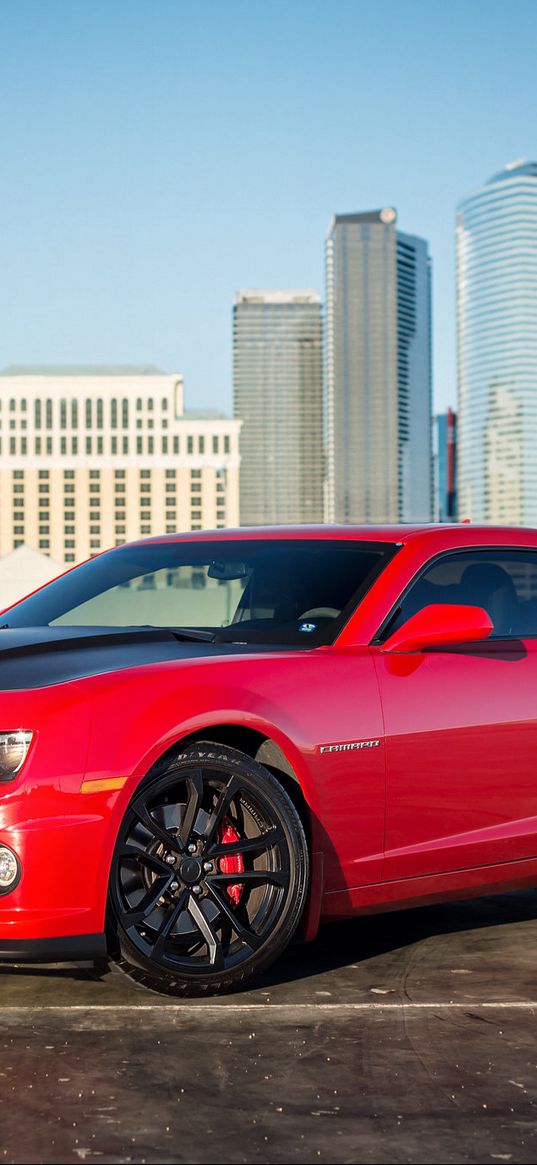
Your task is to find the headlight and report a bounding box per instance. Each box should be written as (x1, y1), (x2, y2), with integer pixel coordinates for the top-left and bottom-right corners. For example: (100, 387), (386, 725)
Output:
(0, 731), (34, 781)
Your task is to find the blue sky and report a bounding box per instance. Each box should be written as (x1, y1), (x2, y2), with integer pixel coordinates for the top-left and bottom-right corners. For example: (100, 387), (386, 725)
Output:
(0, 0), (535, 413)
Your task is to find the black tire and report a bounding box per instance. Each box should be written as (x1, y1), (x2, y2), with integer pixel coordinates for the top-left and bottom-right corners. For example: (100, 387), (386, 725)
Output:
(108, 743), (309, 996)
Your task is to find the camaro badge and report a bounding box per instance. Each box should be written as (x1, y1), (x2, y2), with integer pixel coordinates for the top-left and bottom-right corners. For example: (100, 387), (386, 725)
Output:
(319, 739), (381, 754)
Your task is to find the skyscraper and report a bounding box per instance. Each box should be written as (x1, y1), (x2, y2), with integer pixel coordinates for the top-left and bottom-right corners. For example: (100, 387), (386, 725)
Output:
(457, 161), (537, 524)
(325, 210), (433, 524)
(233, 291), (323, 525)
(436, 408), (458, 521)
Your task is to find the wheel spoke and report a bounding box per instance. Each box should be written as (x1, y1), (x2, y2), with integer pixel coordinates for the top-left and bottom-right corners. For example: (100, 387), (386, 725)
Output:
(177, 769), (204, 847)
(187, 896), (225, 969)
(122, 878), (171, 926)
(208, 869), (287, 888)
(119, 845), (172, 877)
(208, 827), (283, 859)
(131, 798), (184, 857)
(152, 889), (189, 959)
(205, 882), (262, 950)
(202, 775), (242, 843)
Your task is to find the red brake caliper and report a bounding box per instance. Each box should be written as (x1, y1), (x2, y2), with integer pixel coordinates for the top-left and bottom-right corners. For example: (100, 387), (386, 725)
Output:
(217, 820), (244, 906)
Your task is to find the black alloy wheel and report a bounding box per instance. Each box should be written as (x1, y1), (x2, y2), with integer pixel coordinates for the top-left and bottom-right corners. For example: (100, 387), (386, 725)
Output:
(108, 744), (309, 995)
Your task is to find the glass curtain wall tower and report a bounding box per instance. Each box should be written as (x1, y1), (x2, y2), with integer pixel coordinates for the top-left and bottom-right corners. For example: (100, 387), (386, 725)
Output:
(457, 161), (537, 524)
(233, 291), (323, 526)
(325, 210), (433, 524)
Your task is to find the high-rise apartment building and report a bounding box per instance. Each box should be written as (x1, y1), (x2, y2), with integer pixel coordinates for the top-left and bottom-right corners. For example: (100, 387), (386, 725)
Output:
(325, 210), (433, 524)
(435, 408), (458, 521)
(233, 291), (323, 525)
(0, 366), (240, 564)
(457, 161), (537, 524)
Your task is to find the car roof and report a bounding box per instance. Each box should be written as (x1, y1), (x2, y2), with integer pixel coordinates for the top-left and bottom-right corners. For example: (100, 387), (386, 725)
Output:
(126, 523), (537, 549)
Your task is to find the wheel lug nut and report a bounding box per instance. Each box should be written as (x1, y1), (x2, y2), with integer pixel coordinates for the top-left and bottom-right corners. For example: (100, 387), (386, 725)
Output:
(187, 843), (197, 854)
(203, 861), (213, 872)
(192, 884), (202, 896)
(169, 880), (179, 891)
(165, 854), (176, 865)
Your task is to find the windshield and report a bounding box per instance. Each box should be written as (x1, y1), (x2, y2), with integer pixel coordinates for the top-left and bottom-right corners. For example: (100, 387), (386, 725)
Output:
(2, 538), (396, 646)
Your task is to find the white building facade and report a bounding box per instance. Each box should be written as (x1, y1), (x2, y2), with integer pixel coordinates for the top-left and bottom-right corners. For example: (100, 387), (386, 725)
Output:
(0, 367), (241, 564)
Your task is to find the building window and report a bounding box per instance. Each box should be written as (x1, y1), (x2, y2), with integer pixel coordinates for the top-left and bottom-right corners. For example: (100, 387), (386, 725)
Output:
(64, 525), (75, 534)
(64, 469), (75, 479)
(90, 525), (100, 535)
(191, 509), (202, 519)
(111, 436), (117, 453)
(96, 399), (103, 429)
(90, 539), (101, 549)
(141, 525), (151, 534)
(147, 398), (154, 410)
(64, 540), (75, 549)
(122, 437), (129, 454)
(35, 437), (42, 454)
(9, 438), (15, 454)
(60, 399), (67, 429)
(137, 437), (143, 454)
(173, 436), (179, 454)
(38, 483), (49, 494)
(72, 437), (78, 454)
(191, 469), (201, 479)
(20, 398), (26, 411)
(122, 400), (129, 427)
(71, 400), (78, 428)
(85, 399), (92, 428)
(39, 539), (50, 550)
(115, 510), (126, 520)
(86, 437), (92, 454)
(165, 510), (177, 520)
(136, 398), (142, 410)
(9, 399), (15, 411)
(115, 469), (126, 479)
(161, 398), (168, 411)
(46, 437), (52, 454)
(65, 554), (75, 562)
(165, 469), (176, 479)
(161, 436), (168, 453)
(34, 400), (41, 429)
(89, 483), (100, 493)
(140, 509), (151, 520)
(89, 469), (100, 479)
(115, 525), (126, 534)
(61, 437), (67, 454)
(212, 435), (219, 454)
(216, 509), (226, 520)
(140, 481), (151, 491)
(198, 436), (205, 454)
(38, 470), (49, 480)
(64, 483), (75, 493)
(38, 510), (49, 520)
(46, 400), (53, 429)
(13, 525), (25, 535)
(191, 482), (202, 493)
(148, 436), (154, 453)
(187, 436), (194, 454)
(39, 525), (50, 535)
(111, 399), (118, 429)
(97, 437), (103, 454)
(115, 482), (126, 493)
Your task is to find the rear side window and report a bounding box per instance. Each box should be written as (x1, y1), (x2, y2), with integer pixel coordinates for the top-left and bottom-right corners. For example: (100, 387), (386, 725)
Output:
(381, 549), (537, 641)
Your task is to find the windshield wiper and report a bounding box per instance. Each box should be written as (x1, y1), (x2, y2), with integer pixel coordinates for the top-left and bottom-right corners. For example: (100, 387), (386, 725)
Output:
(168, 627), (217, 643)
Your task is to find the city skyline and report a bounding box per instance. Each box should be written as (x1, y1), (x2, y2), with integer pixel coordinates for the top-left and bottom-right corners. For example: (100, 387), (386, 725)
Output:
(1, 1), (535, 418)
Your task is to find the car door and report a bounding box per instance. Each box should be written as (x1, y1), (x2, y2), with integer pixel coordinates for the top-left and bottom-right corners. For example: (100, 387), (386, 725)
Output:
(372, 547), (537, 881)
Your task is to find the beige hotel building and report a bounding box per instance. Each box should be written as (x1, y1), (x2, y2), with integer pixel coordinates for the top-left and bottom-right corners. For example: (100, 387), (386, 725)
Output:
(0, 366), (241, 565)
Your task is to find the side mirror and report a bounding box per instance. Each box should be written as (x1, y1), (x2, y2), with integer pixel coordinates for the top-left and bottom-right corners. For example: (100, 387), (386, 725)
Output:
(382, 603), (493, 654)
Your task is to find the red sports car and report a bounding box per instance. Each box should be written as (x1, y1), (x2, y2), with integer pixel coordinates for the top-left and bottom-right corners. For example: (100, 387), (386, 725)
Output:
(1, 524), (536, 995)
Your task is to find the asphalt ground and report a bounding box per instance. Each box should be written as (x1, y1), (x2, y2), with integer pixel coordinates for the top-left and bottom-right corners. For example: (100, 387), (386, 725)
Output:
(1, 892), (537, 1165)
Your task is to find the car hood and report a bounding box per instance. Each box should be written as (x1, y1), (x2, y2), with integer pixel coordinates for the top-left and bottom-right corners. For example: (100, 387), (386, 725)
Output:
(0, 626), (274, 691)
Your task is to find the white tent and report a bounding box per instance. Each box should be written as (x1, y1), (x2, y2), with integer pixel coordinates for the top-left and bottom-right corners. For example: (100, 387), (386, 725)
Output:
(0, 545), (65, 610)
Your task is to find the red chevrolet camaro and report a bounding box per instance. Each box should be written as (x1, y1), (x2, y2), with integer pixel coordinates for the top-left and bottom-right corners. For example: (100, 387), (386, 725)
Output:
(1, 523), (537, 995)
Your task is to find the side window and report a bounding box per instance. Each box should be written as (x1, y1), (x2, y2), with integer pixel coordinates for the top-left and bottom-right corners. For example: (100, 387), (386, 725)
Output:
(383, 550), (537, 641)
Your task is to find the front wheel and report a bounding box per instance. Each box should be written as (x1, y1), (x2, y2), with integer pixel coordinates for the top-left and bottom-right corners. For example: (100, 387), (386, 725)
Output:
(108, 744), (309, 996)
